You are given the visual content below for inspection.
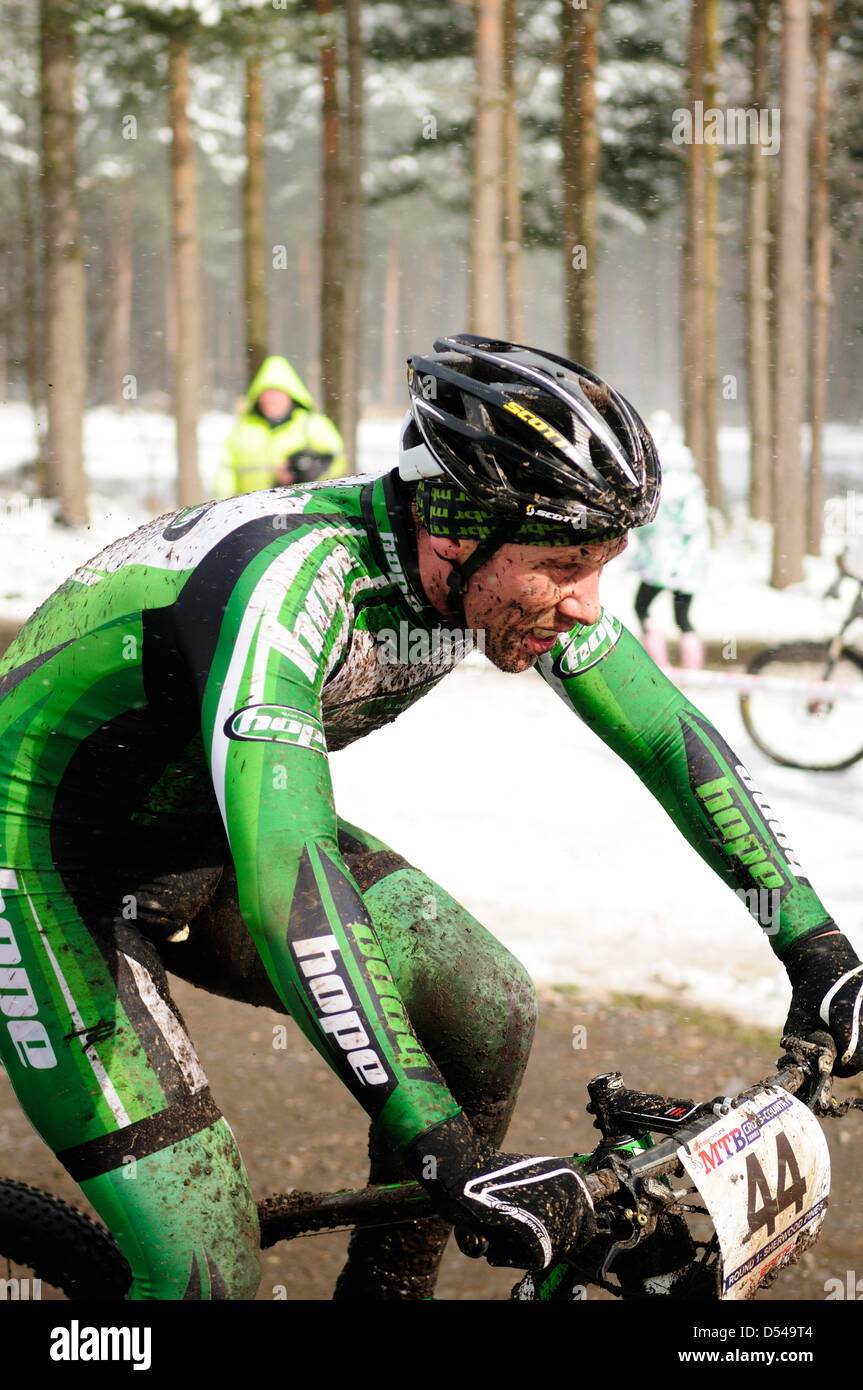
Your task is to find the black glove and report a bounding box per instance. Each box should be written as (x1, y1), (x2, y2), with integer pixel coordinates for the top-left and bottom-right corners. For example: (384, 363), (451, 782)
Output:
(783, 926), (863, 1077)
(405, 1112), (596, 1272)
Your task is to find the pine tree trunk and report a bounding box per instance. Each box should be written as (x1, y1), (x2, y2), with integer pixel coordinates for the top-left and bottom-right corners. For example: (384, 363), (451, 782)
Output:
(244, 59), (268, 379)
(168, 35), (202, 507)
(317, 0), (344, 432)
(562, 0), (602, 365)
(561, 0), (577, 358)
(106, 180), (133, 409)
(164, 266), (176, 397)
(746, 0), (773, 522)
(502, 0), (524, 343)
(381, 237), (400, 412)
(214, 281), (229, 400)
(807, 0), (832, 557)
(39, 0), (88, 526)
(682, 0), (707, 486)
(341, 0), (364, 472)
(702, 0), (722, 511)
(0, 256), (7, 407)
(298, 237), (317, 388)
(17, 166), (46, 485)
(771, 0), (809, 588)
(470, 0), (505, 335)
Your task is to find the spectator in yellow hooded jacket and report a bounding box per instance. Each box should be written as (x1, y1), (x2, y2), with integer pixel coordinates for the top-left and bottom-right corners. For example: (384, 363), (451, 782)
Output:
(213, 355), (348, 498)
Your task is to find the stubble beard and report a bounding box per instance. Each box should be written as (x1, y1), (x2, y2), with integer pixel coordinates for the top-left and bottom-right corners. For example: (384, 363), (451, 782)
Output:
(464, 579), (547, 674)
(480, 618), (539, 674)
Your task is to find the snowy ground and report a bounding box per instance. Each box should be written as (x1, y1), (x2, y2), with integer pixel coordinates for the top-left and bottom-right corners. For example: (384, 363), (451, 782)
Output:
(1, 403), (861, 1028)
(329, 659), (863, 1030)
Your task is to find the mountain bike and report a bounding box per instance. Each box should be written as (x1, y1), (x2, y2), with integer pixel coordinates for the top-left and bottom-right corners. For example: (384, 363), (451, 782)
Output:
(739, 548), (863, 772)
(0, 1032), (856, 1301)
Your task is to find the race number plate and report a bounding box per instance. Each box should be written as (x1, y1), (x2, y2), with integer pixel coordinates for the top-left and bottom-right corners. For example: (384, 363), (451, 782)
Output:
(677, 1086), (830, 1300)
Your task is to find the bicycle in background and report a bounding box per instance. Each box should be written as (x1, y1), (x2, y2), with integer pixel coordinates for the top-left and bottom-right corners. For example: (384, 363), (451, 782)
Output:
(740, 547), (863, 772)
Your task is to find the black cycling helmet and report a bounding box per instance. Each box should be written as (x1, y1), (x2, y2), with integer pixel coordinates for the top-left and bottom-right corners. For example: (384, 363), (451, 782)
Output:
(400, 334), (660, 541)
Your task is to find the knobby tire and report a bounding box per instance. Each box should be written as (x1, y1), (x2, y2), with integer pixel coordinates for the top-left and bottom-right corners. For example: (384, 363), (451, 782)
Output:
(0, 1177), (130, 1300)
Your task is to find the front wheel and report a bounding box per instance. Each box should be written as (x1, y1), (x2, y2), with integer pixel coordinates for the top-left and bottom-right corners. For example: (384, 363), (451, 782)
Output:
(740, 642), (863, 772)
(0, 1178), (130, 1300)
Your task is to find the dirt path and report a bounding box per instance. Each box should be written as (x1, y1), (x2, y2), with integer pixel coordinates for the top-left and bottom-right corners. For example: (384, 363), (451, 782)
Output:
(1, 982), (861, 1302)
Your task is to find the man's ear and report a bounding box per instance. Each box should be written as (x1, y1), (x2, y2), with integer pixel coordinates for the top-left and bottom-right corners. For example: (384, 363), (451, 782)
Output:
(411, 503), (477, 563)
(429, 534), (462, 560)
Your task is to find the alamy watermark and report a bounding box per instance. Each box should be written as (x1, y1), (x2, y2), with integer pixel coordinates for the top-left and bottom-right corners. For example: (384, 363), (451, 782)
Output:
(672, 101), (780, 156)
(825, 1271), (863, 1299)
(735, 886), (781, 935)
(50, 1322), (151, 1369)
(0, 1277), (41, 1299)
(375, 621), (484, 666)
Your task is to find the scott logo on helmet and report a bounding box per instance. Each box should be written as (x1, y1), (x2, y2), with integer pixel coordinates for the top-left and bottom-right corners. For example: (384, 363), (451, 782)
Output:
(524, 504), (587, 529)
(503, 399), (569, 451)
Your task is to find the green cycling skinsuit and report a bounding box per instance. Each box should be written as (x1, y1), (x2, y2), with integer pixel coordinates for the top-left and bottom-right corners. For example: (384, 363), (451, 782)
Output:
(0, 470), (834, 1299)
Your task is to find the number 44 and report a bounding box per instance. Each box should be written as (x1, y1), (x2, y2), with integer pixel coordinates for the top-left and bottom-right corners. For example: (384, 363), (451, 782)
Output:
(746, 1132), (807, 1241)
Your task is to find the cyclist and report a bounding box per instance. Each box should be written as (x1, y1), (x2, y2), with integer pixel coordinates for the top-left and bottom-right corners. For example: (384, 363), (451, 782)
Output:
(0, 334), (860, 1301)
(213, 354), (347, 498)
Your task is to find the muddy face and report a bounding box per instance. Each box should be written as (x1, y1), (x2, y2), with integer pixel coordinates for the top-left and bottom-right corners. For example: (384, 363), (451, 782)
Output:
(462, 536), (628, 673)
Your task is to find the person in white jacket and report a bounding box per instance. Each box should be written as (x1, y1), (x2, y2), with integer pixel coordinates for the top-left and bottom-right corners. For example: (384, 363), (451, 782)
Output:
(631, 411), (711, 668)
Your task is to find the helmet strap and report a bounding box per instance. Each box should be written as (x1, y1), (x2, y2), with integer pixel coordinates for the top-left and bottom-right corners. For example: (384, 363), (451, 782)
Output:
(441, 522), (517, 630)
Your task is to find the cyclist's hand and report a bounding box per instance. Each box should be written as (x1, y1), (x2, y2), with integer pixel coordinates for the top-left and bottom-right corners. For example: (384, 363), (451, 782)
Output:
(783, 927), (863, 1077)
(406, 1113), (596, 1271)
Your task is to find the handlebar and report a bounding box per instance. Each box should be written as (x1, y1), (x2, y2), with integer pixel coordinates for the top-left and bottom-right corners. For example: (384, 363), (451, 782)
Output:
(259, 1034), (860, 1252)
(583, 1032), (844, 1200)
(458, 1033), (861, 1282)
(583, 1166), (622, 1205)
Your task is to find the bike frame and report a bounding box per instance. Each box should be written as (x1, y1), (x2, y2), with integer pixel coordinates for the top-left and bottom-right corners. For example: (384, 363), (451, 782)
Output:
(0, 1035), (853, 1302)
(257, 1034), (857, 1302)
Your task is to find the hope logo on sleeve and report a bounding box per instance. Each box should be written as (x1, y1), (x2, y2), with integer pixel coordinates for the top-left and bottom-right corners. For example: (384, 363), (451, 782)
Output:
(550, 612), (622, 678)
(225, 704), (327, 753)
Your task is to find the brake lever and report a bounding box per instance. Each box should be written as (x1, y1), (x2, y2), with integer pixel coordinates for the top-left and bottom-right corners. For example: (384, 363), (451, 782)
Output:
(588, 1153), (654, 1283)
(779, 1031), (836, 1111)
(782, 1031), (863, 1118)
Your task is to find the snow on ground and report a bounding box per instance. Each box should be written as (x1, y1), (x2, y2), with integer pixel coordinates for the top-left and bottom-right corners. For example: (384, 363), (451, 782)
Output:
(0, 406), (403, 623)
(1, 404), (861, 1027)
(328, 660), (863, 1030)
